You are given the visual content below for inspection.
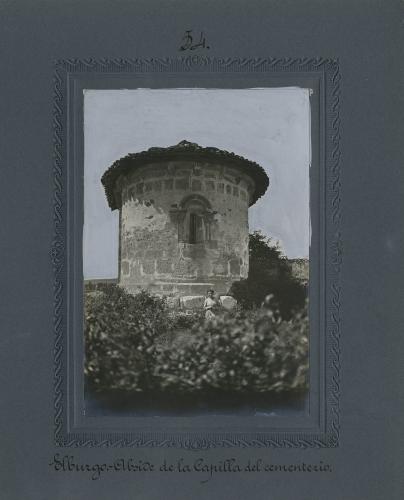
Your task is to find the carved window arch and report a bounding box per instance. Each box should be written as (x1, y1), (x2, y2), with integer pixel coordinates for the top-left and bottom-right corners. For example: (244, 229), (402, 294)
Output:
(177, 195), (213, 244)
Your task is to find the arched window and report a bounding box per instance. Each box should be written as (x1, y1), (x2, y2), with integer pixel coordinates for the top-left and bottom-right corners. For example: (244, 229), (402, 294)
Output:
(178, 195), (212, 244)
(189, 212), (204, 243)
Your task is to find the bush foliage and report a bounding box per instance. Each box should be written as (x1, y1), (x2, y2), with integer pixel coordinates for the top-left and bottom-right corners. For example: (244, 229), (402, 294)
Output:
(85, 286), (168, 391)
(85, 285), (308, 395)
(155, 306), (308, 394)
(230, 231), (307, 318)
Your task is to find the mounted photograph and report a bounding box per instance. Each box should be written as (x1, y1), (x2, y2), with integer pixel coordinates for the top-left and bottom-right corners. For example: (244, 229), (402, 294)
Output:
(83, 87), (311, 416)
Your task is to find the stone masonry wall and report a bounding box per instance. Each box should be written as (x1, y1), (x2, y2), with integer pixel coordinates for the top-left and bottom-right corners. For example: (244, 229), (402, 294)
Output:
(118, 160), (255, 296)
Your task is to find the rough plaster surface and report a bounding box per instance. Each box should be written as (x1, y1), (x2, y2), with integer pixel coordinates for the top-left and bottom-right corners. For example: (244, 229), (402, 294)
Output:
(117, 160), (253, 296)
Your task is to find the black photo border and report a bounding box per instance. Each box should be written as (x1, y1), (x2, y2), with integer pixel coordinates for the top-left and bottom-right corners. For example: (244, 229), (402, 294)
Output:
(52, 56), (341, 448)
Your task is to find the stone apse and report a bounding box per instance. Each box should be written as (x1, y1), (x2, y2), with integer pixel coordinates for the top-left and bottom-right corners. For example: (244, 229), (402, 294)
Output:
(101, 140), (269, 304)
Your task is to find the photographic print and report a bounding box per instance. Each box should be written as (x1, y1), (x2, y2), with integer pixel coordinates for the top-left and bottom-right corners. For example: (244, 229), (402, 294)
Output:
(4, 0), (404, 497)
(83, 87), (311, 417)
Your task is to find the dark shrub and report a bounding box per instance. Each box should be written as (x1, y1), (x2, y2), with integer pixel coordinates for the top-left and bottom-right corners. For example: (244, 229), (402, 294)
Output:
(85, 285), (169, 392)
(168, 309), (204, 330)
(230, 231), (307, 318)
(154, 304), (309, 394)
(85, 285), (308, 395)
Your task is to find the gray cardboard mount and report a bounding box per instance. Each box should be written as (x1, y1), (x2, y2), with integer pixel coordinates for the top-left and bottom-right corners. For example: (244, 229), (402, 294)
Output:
(1, 1), (403, 499)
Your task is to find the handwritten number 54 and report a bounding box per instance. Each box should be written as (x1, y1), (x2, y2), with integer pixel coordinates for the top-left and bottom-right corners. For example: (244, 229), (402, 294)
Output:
(179, 30), (210, 51)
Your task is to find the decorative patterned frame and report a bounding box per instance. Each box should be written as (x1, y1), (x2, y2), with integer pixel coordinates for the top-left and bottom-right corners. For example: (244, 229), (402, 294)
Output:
(52, 56), (341, 448)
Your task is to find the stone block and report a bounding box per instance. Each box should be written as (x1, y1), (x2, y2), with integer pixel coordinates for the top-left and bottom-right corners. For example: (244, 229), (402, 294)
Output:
(175, 178), (189, 190)
(229, 258), (241, 275)
(220, 295), (237, 310)
(180, 295), (205, 310)
(121, 261), (129, 275)
(205, 180), (215, 191)
(142, 260), (155, 274)
(212, 260), (226, 274)
(157, 259), (172, 273)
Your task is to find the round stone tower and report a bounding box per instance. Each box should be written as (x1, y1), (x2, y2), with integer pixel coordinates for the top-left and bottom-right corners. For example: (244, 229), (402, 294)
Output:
(101, 140), (269, 298)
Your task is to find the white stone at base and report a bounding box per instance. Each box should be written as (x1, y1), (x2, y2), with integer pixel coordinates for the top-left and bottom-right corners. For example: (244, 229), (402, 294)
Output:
(219, 295), (237, 310)
(179, 294), (237, 311)
(180, 295), (205, 310)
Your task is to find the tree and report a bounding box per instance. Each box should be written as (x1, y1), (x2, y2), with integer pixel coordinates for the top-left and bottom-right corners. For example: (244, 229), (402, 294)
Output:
(230, 231), (307, 318)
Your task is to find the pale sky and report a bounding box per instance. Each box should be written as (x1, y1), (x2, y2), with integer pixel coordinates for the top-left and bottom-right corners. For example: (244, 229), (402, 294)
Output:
(83, 88), (311, 279)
